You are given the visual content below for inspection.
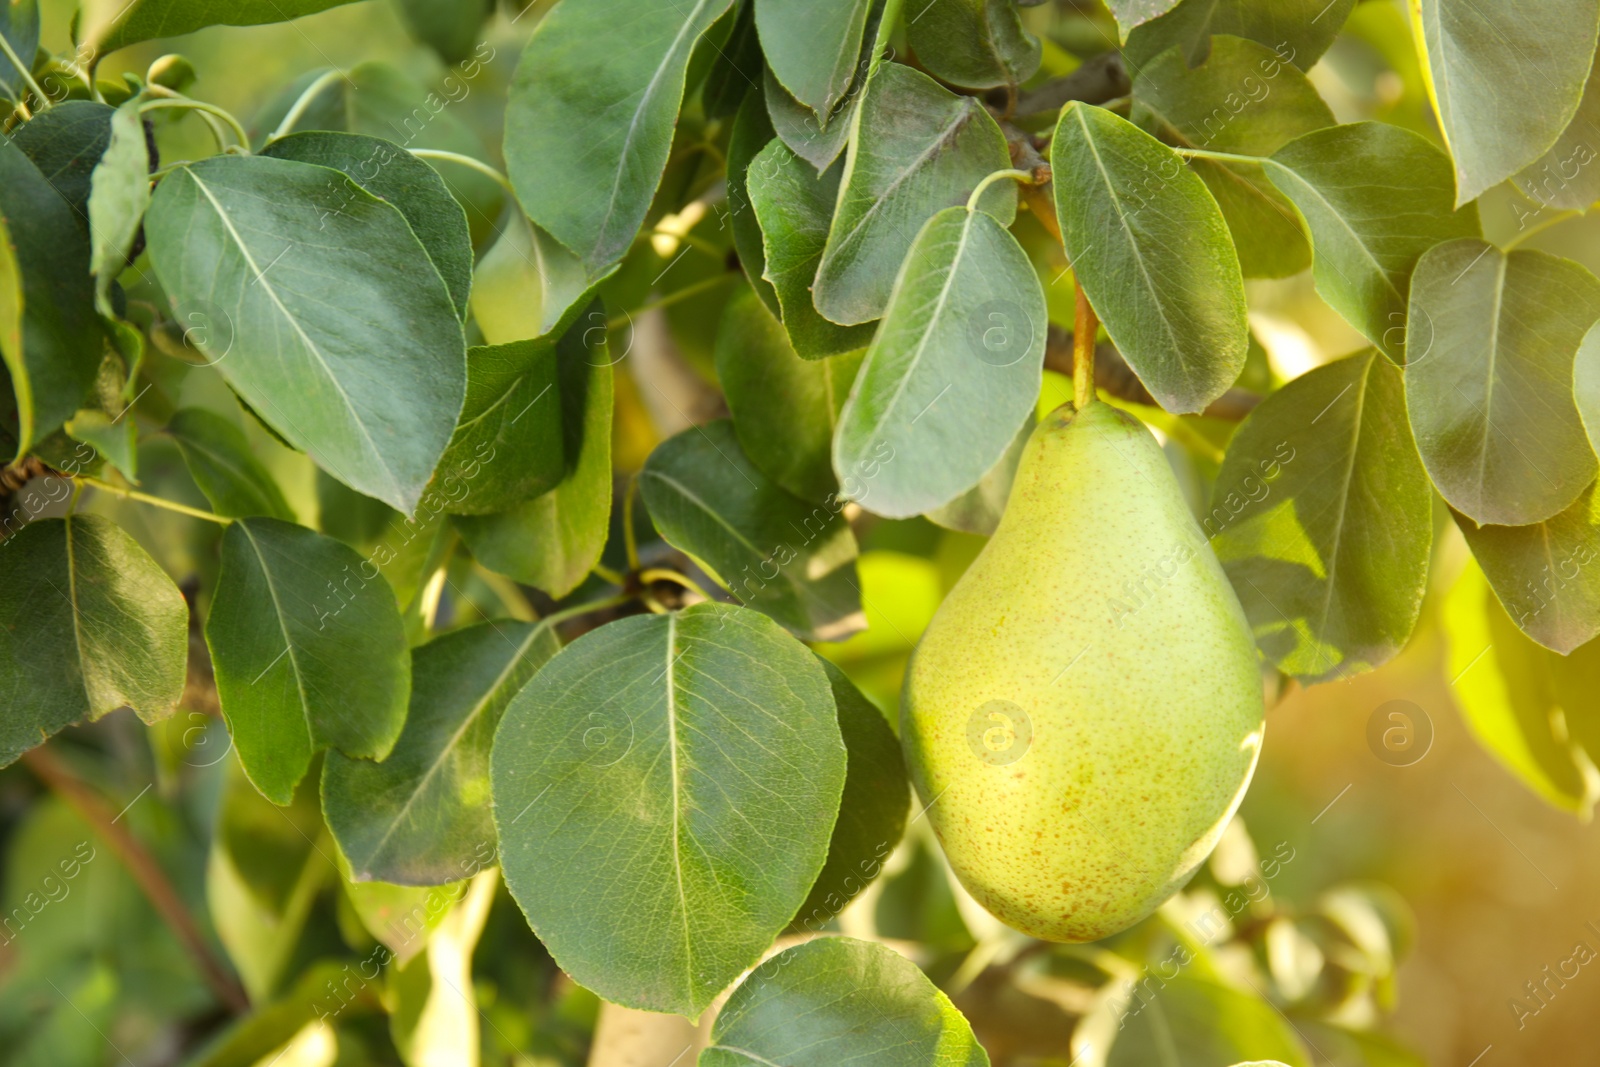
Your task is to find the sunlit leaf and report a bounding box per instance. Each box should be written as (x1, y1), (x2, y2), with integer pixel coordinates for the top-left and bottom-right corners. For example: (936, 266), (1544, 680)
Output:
(85, 0), (362, 54)
(1212, 351), (1432, 682)
(834, 206), (1045, 517)
(1049, 101), (1247, 413)
(1106, 972), (1310, 1066)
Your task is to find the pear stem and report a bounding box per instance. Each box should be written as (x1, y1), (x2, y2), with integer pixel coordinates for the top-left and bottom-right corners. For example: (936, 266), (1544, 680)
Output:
(1073, 279), (1098, 408)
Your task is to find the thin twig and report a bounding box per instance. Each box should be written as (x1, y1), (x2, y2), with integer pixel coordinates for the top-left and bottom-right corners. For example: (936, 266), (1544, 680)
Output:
(77, 476), (230, 524)
(22, 747), (250, 1013)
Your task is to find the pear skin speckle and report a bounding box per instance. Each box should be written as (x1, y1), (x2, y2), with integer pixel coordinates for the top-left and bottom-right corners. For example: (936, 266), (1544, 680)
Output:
(900, 401), (1265, 943)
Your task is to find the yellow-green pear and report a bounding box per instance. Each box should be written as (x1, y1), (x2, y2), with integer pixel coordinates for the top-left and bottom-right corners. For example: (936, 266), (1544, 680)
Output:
(901, 400), (1264, 942)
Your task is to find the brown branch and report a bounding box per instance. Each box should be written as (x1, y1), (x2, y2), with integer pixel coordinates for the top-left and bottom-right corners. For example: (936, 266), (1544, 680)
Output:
(1044, 324), (1261, 421)
(1012, 52), (1131, 116)
(23, 746), (250, 1012)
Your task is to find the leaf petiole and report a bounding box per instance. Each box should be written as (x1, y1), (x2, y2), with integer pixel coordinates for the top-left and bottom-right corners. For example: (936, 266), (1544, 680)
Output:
(140, 97), (252, 152)
(409, 149), (517, 197)
(0, 30), (50, 112)
(77, 475), (231, 524)
(267, 68), (345, 143)
(639, 568), (711, 600)
(966, 167), (1035, 212)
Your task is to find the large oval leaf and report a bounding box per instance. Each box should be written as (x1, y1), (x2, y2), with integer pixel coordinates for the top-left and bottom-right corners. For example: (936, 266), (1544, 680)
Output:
(1132, 36), (1334, 278)
(755, 0), (875, 118)
(145, 154), (467, 514)
(261, 131), (473, 320)
(491, 603), (846, 1018)
(701, 937), (988, 1067)
(505, 0), (735, 275)
(714, 286), (862, 503)
(834, 206), (1045, 517)
(1050, 101), (1247, 414)
(85, 0), (361, 54)
(206, 517), (410, 805)
(747, 138), (875, 359)
(323, 618), (560, 886)
(1211, 350), (1432, 682)
(0, 137), (102, 456)
(813, 62), (1015, 327)
(1262, 122), (1479, 363)
(1455, 484), (1600, 655)
(641, 419), (865, 642)
(454, 308), (613, 598)
(1414, 0), (1600, 205)
(1405, 240), (1600, 526)
(0, 515), (186, 766)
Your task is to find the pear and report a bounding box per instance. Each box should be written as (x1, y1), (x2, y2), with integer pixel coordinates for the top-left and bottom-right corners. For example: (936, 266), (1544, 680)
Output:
(901, 400), (1264, 942)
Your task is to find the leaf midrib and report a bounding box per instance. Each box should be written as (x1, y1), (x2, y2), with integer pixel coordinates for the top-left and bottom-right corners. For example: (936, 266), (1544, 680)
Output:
(664, 611), (696, 1005)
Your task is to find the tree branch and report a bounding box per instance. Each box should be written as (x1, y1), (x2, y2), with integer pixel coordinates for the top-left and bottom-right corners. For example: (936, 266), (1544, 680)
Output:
(1012, 52), (1130, 117)
(1044, 324), (1261, 421)
(22, 746), (250, 1013)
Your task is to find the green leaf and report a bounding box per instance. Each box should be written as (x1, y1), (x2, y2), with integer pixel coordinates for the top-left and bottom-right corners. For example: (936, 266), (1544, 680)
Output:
(396, 0), (492, 66)
(470, 209), (598, 345)
(84, 0), (362, 54)
(765, 67), (855, 172)
(1107, 972), (1309, 1067)
(793, 662), (908, 930)
(87, 99), (149, 317)
(701, 937), (988, 1067)
(702, 0), (763, 120)
(748, 139), (876, 358)
(1263, 122), (1480, 363)
(1123, 0), (1356, 71)
(166, 407), (295, 521)
(205, 517), (410, 805)
(430, 337), (564, 516)
(252, 62), (503, 234)
(386, 869), (498, 1062)
(1444, 562), (1595, 815)
(491, 603), (846, 1018)
(323, 618), (559, 886)
(926, 408), (1033, 536)
(641, 419), (865, 641)
(1512, 47), (1600, 213)
(0, 515), (187, 766)
(1105, 0), (1184, 38)
(1049, 101), (1247, 414)
(714, 285), (861, 503)
(1415, 0), (1600, 205)
(1405, 240), (1600, 526)
(63, 407), (136, 482)
(1132, 36), (1333, 278)
(455, 308), (614, 598)
(1455, 484), (1600, 655)
(262, 130), (473, 320)
(505, 0), (735, 275)
(814, 62), (1015, 326)
(6, 100), (112, 223)
(756, 0), (875, 117)
(726, 88), (781, 315)
(835, 206), (1045, 517)
(906, 0), (1041, 90)
(0, 138), (103, 456)
(144, 154), (468, 514)
(1211, 350), (1432, 683)
(0, 0), (40, 101)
